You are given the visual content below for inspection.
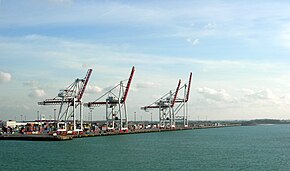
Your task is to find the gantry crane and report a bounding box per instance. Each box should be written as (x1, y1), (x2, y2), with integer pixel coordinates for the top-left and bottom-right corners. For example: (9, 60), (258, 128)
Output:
(141, 79), (181, 129)
(141, 72), (192, 128)
(173, 72), (192, 127)
(38, 69), (92, 132)
(85, 66), (135, 132)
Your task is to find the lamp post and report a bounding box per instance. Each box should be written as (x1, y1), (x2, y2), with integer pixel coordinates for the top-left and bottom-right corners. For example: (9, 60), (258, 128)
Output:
(54, 109), (56, 121)
(90, 108), (93, 123)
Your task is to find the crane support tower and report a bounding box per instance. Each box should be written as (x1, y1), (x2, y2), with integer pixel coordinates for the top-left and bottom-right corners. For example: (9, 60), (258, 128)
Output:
(141, 80), (181, 129)
(85, 66), (135, 132)
(173, 72), (192, 127)
(141, 72), (192, 128)
(38, 69), (92, 132)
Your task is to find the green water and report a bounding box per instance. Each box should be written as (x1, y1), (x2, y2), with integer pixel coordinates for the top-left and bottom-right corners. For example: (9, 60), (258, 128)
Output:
(1, 125), (290, 171)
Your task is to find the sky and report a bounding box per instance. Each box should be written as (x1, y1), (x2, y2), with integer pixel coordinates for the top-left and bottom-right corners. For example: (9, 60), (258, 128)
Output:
(1, 0), (290, 121)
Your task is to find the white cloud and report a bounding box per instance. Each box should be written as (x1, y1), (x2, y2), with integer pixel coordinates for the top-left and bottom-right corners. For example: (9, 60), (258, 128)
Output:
(197, 87), (234, 103)
(204, 23), (217, 30)
(186, 38), (199, 46)
(85, 85), (102, 94)
(242, 88), (278, 101)
(0, 1), (167, 27)
(22, 80), (46, 98)
(0, 71), (11, 83)
(29, 88), (46, 98)
(241, 88), (255, 95)
(1, 34), (285, 73)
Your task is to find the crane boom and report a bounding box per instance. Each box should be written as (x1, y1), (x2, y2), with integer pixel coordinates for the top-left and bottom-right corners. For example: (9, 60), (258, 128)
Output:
(84, 66), (135, 131)
(171, 79), (181, 107)
(37, 68), (93, 132)
(121, 66), (135, 103)
(140, 72), (192, 129)
(38, 99), (72, 105)
(85, 66), (135, 107)
(141, 79), (181, 110)
(38, 69), (92, 106)
(77, 69), (92, 102)
(185, 72), (192, 102)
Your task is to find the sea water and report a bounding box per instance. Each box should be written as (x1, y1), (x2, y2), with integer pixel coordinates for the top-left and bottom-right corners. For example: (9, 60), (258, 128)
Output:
(1, 124), (290, 171)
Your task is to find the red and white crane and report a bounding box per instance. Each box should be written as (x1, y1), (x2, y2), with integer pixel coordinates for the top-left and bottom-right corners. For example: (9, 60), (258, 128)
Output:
(141, 72), (192, 128)
(38, 69), (92, 132)
(173, 72), (192, 127)
(85, 66), (135, 131)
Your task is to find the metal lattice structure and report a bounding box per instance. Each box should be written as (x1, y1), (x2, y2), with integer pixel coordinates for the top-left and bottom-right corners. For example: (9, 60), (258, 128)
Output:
(141, 80), (181, 128)
(173, 72), (192, 127)
(85, 66), (135, 131)
(141, 72), (192, 128)
(38, 69), (92, 132)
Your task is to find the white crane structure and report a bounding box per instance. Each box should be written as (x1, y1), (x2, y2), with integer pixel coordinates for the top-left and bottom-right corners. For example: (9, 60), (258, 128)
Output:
(85, 66), (135, 132)
(38, 69), (92, 132)
(141, 72), (192, 128)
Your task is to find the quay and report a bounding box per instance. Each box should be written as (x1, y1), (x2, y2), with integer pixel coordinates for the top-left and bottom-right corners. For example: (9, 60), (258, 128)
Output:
(0, 124), (240, 141)
(0, 134), (73, 141)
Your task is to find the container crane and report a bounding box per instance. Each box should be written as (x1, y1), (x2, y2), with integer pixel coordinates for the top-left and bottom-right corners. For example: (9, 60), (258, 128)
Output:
(173, 72), (192, 127)
(85, 66), (135, 132)
(141, 79), (181, 129)
(38, 69), (92, 132)
(141, 72), (192, 128)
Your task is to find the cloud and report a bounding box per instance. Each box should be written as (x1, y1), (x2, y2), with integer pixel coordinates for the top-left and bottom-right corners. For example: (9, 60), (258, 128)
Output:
(204, 23), (217, 30)
(0, 71), (11, 83)
(2, 33), (285, 73)
(241, 88), (255, 95)
(29, 88), (46, 98)
(22, 80), (46, 98)
(239, 88), (290, 109)
(186, 38), (199, 46)
(85, 85), (102, 94)
(135, 81), (160, 89)
(197, 87), (234, 103)
(0, 1), (167, 27)
(242, 88), (278, 101)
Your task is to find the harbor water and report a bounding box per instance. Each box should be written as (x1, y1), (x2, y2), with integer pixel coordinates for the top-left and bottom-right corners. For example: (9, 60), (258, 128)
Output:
(1, 124), (290, 170)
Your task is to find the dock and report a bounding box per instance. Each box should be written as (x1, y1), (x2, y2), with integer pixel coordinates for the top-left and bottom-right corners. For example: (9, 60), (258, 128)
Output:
(0, 134), (73, 141)
(0, 124), (240, 141)
(0, 128), (193, 141)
